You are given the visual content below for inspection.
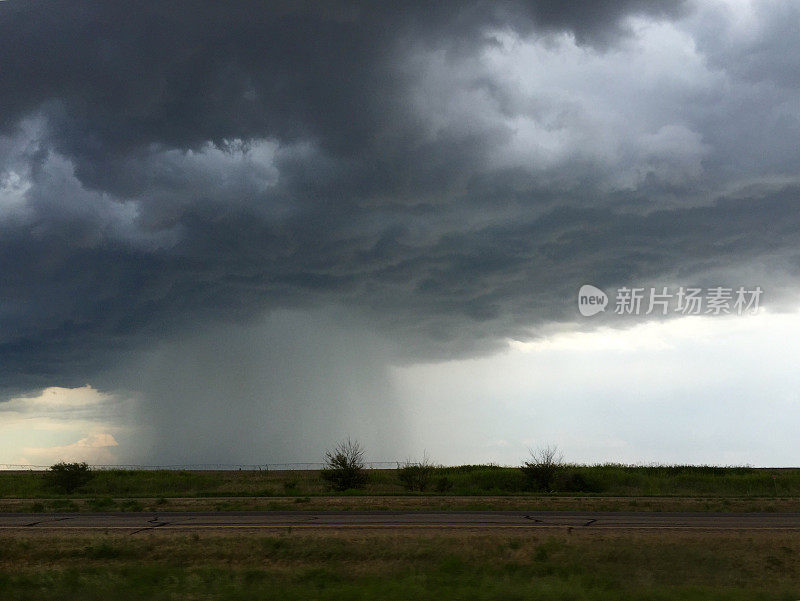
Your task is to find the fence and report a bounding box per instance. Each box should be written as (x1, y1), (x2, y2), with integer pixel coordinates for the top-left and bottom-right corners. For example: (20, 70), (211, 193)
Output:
(0, 462), (403, 471)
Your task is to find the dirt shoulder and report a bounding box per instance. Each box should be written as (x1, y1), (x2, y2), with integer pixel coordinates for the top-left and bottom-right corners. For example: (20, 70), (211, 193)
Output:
(2, 494), (799, 513)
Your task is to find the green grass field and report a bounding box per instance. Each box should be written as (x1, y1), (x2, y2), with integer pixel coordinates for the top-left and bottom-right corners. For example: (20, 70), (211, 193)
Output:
(1, 529), (798, 600)
(3, 466), (799, 599)
(1, 464), (797, 499)
(1, 464), (799, 513)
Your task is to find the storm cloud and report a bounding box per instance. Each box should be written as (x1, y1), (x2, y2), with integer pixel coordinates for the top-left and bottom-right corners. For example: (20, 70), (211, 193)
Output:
(1, 1), (799, 462)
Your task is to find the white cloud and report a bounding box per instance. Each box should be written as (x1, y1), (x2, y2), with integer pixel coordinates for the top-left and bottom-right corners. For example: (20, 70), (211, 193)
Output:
(0, 385), (129, 466)
(405, 18), (720, 196)
(22, 432), (119, 465)
(3, 384), (112, 410)
(0, 385), (121, 427)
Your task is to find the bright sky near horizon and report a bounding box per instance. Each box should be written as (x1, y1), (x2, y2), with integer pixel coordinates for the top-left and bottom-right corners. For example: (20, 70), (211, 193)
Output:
(3, 307), (797, 467)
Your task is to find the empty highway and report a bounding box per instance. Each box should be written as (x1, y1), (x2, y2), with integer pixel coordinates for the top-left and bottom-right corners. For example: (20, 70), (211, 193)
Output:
(2, 511), (800, 532)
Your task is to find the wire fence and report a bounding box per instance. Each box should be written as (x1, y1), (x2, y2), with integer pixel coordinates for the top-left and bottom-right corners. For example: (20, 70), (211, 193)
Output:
(0, 461), (404, 471)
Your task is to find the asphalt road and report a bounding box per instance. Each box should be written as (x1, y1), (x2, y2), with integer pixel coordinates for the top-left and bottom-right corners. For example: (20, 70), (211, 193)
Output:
(2, 511), (800, 532)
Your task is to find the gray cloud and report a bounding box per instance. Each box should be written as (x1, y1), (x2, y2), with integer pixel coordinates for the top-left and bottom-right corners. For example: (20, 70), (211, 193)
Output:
(112, 310), (408, 464)
(1, 1), (799, 461)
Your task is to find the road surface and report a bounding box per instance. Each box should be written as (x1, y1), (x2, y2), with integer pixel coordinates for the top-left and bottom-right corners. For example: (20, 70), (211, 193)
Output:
(2, 511), (800, 532)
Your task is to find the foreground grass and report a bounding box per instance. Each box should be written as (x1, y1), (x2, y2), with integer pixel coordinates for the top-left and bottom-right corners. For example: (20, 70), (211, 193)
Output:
(2, 465), (799, 501)
(0, 529), (798, 600)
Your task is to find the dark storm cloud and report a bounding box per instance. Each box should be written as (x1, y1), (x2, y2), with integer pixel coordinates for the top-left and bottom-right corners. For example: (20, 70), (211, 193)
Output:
(1, 0), (798, 395)
(3, 180), (798, 391)
(0, 0), (684, 193)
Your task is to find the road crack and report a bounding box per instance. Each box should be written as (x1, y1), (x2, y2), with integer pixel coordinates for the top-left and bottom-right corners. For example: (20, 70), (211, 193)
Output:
(24, 517), (74, 527)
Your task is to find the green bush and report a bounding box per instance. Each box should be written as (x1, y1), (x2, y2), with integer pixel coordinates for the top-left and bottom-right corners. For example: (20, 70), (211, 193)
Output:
(556, 471), (602, 493)
(398, 456), (436, 492)
(430, 465), (528, 494)
(520, 446), (563, 492)
(45, 462), (94, 494)
(434, 476), (454, 493)
(320, 439), (368, 491)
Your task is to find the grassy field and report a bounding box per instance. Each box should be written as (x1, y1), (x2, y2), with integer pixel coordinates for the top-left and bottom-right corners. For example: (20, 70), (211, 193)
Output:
(2, 464), (799, 499)
(3, 466), (799, 598)
(2, 465), (799, 513)
(1, 529), (798, 600)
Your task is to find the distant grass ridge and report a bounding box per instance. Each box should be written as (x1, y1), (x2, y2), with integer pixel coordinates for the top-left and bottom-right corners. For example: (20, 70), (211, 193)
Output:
(0, 464), (798, 500)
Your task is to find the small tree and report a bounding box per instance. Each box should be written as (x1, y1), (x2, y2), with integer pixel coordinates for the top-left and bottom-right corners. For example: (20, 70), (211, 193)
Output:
(398, 453), (435, 492)
(320, 439), (368, 491)
(520, 445), (563, 492)
(46, 461), (94, 494)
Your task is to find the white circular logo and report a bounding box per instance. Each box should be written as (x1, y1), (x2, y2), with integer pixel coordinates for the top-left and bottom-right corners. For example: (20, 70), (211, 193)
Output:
(578, 284), (608, 317)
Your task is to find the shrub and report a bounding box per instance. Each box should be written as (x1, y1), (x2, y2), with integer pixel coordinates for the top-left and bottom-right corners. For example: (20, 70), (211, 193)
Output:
(398, 454), (436, 492)
(556, 471), (602, 493)
(320, 439), (368, 491)
(520, 445), (563, 492)
(46, 462), (94, 494)
(434, 476), (454, 493)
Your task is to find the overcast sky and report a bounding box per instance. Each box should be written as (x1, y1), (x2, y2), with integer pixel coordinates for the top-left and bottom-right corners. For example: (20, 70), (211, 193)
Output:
(1, 0), (799, 466)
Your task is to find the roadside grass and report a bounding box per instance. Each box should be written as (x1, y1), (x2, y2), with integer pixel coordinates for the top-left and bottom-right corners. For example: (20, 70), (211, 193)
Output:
(0, 529), (798, 600)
